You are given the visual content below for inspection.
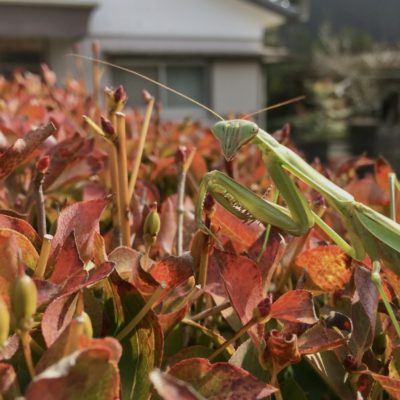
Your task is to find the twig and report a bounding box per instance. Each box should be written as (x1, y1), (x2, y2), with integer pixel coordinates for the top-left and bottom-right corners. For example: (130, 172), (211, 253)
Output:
(0, 122), (56, 180)
(176, 147), (196, 256)
(35, 234), (53, 278)
(116, 112), (131, 246)
(91, 41), (101, 104)
(116, 282), (166, 341)
(128, 93), (155, 201)
(208, 318), (257, 361)
(191, 301), (231, 322)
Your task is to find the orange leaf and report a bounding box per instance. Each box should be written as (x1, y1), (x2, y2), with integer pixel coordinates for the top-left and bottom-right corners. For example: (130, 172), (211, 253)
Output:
(295, 245), (352, 292)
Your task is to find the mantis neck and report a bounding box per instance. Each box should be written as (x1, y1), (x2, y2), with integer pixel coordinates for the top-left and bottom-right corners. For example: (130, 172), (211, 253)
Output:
(254, 129), (354, 206)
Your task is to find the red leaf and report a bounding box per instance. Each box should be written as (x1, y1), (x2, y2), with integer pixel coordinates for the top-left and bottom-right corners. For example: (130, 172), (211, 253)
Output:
(0, 214), (41, 250)
(298, 323), (348, 354)
(109, 246), (158, 297)
(362, 371), (400, 398)
(26, 348), (120, 400)
(271, 290), (318, 325)
(248, 227), (286, 278)
(50, 233), (84, 285)
(41, 294), (78, 347)
(50, 198), (108, 264)
(168, 358), (277, 399)
(149, 255), (193, 304)
(212, 204), (263, 251)
(213, 249), (264, 344)
(37, 319), (122, 374)
(150, 369), (203, 400)
(159, 197), (177, 254)
(0, 363), (16, 394)
(0, 122), (56, 180)
(158, 304), (189, 335)
(354, 266), (378, 333)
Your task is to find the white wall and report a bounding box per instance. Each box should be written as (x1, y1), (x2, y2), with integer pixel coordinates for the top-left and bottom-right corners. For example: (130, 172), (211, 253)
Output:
(89, 0), (284, 42)
(212, 61), (264, 116)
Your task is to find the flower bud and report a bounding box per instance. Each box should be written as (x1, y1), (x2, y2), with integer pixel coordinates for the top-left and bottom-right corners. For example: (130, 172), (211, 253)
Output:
(343, 354), (358, 372)
(36, 155), (50, 174)
(142, 90), (154, 104)
(0, 299), (10, 347)
(100, 116), (116, 138)
(10, 274), (37, 332)
(175, 146), (187, 165)
(253, 294), (273, 323)
(143, 202), (160, 247)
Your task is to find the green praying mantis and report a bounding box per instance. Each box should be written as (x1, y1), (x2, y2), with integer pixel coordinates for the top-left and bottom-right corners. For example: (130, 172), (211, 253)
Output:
(73, 55), (400, 333)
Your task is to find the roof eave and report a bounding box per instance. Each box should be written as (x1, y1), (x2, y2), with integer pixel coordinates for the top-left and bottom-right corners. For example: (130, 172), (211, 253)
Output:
(247, 0), (300, 19)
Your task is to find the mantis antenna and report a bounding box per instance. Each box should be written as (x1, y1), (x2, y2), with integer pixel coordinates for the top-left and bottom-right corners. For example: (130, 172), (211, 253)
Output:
(68, 54), (225, 121)
(242, 95), (306, 119)
(68, 54), (305, 121)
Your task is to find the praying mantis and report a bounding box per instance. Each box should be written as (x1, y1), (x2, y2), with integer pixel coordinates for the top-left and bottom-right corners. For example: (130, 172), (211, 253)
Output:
(73, 55), (400, 332)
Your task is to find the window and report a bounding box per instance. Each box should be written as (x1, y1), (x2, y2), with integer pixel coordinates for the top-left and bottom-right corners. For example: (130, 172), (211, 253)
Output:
(110, 58), (209, 109)
(0, 39), (45, 76)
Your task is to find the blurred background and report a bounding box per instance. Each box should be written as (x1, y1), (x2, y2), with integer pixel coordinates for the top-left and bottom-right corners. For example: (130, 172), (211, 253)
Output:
(0, 0), (399, 170)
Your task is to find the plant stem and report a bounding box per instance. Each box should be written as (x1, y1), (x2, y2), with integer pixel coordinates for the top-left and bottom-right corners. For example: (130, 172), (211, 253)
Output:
(271, 368), (283, 400)
(116, 282), (166, 341)
(116, 112), (131, 247)
(128, 96), (155, 201)
(33, 171), (46, 238)
(20, 331), (35, 379)
(191, 301), (230, 322)
(371, 260), (400, 338)
(109, 141), (122, 246)
(91, 41), (100, 104)
(176, 148), (196, 256)
(208, 318), (257, 361)
(35, 234), (53, 278)
(389, 172), (397, 221)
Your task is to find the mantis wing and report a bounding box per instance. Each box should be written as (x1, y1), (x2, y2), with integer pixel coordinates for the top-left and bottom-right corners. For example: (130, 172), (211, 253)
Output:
(354, 204), (400, 253)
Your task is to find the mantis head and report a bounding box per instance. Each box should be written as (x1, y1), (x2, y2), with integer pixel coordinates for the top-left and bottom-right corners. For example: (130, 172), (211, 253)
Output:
(212, 119), (259, 161)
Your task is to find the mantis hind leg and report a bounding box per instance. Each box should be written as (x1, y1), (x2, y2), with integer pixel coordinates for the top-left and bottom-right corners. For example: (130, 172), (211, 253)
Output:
(195, 170), (314, 239)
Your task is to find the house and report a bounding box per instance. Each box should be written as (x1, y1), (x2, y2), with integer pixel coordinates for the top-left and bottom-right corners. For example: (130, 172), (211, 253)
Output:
(0, 0), (305, 120)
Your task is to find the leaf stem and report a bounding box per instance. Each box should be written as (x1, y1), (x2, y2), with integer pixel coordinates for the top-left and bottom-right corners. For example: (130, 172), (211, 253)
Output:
(116, 282), (166, 341)
(35, 234), (53, 278)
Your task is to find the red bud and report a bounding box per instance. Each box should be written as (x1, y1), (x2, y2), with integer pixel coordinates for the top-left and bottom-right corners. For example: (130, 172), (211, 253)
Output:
(100, 116), (115, 136)
(114, 85), (126, 103)
(36, 156), (50, 174)
(175, 146), (188, 164)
